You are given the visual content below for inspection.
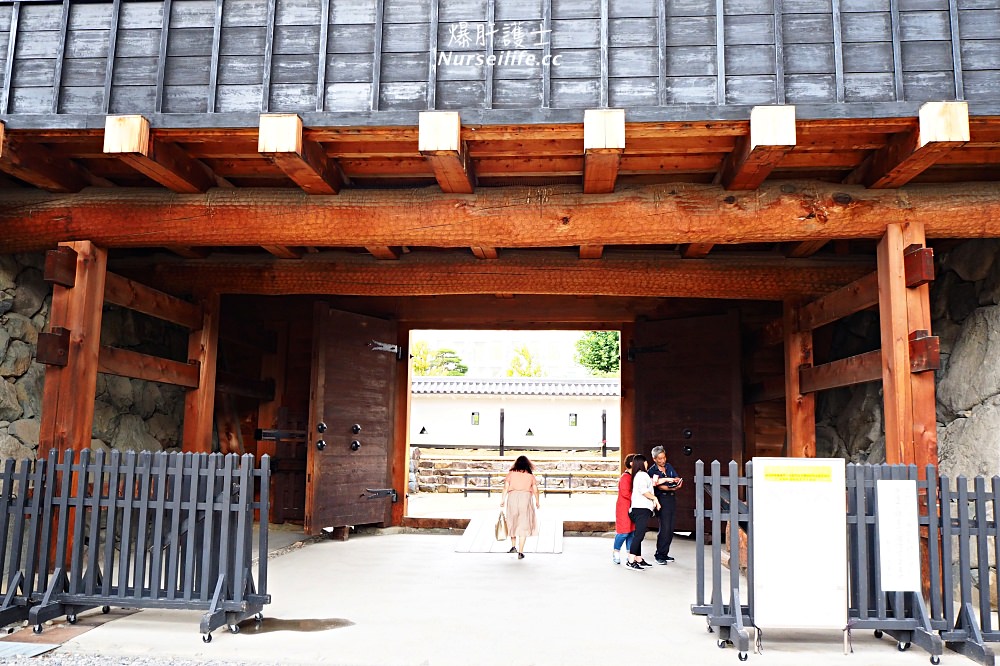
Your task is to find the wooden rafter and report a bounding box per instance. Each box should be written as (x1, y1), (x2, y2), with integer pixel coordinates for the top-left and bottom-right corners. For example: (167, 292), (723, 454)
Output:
(679, 243), (714, 259)
(845, 102), (970, 189)
(719, 106), (796, 191)
(3, 182), (998, 253)
(124, 251), (872, 300)
(104, 115), (217, 193)
(0, 121), (90, 192)
(366, 246), (401, 260)
(583, 109), (625, 194)
(471, 246), (498, 259)
(785, 240), (828, 258)
(258, 114), (342, 195)
(419, 111), (475, 194)
(262, 245), (304, 259)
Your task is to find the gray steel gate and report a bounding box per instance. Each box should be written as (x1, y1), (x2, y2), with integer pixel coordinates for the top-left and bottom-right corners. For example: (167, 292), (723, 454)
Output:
(693, 460), (1000, 665)
(0, 450), (270, 641)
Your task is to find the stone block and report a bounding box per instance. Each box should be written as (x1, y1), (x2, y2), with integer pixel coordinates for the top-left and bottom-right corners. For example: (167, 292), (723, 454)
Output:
(3, 313), (38, 345)
(0, 379), (23, 422)
(11, 268), (47, 318)
(8, 418), (39, 448)
(0, 432), (32, 460)
(112, 414), (163, 453)
(944, 239), (1000, 283)
(0, 340), (31, 378)
(938, 306), (1000, 414)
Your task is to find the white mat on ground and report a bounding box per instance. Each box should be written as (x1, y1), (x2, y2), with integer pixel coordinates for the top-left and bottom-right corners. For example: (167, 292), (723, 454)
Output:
(0, 642), (60, 658)
(456, 510), (563, 553)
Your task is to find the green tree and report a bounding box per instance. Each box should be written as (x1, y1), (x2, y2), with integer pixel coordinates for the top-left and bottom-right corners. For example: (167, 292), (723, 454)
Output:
(411, 341), (469, 376)
(574, 331), (620, 376)
(507, 345), (543, 377)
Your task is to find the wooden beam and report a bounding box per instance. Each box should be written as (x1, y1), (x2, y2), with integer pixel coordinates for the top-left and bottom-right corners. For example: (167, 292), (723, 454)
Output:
(166, 246), (211, 259)
(130, 251), (872, 300)
(797, 246), (932, 331)
(366, 246), (401, 260)
(785, 240), (828, 258)
(182, 291), (220, 453)
(258, 114), (342, 195)
(579, 245), (603, 260)
(471, 246), (498, 260)
(902, 222), (938, 472)
(0, 121), (89, 192)
(418, 111), (474, 194)
(583, 109), (625, 194)
(104, 115), (216, 193)
(262, 245), (304, 259)
(98, 346), (200, 388)
(4, 182), (1000, 253)
(679, 243), (714, 259)
(720, 105), (796, 191)
(39, 241), (107, 453)
(878, 223), (913, 465)
(799, 335), (940, 394)
(783, 299), (815, 457)
(845, 101), (970, 189)
(104, 271), (203, 330)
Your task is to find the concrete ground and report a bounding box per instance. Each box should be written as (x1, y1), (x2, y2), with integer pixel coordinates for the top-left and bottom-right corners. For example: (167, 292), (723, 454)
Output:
(14, 506), (949, 666)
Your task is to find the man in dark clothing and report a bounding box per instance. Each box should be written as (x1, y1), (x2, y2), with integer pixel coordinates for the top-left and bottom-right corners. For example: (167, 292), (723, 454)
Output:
(648, 445), (682, 564)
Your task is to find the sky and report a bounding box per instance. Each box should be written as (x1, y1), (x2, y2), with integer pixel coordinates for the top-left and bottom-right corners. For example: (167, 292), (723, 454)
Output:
(410, 329), (601, 379)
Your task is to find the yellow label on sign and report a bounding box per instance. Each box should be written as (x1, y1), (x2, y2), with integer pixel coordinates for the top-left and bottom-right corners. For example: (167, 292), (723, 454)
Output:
(763, 465), (833, 482)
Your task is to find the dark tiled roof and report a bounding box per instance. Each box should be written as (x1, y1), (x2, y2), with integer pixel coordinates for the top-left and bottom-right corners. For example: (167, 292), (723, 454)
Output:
(411, 376), (620, 396)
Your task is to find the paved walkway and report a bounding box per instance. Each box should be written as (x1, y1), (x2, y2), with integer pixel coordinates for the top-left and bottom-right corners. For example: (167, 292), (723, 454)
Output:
(13, 527), (948, 666)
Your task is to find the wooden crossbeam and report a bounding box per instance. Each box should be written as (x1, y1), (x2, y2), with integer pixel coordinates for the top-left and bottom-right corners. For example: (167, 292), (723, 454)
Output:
(679, 243), (714, 259)
(258, 114), (342, 195)
(579, 245), (604, 259)
(799, 334), (940, 394)
(2, 183), (999, 253)
(98, 346), (199, 388)
(419, 111), (475, 194)
(720, 106), (796, 191)
(583, 109), (625, 194)
(0, 121), (89, 192)
(103, 271), (203, 330)
(125, 251), (871, 300)
(845, 102), (969, 189)
(797, 246), (933, 331)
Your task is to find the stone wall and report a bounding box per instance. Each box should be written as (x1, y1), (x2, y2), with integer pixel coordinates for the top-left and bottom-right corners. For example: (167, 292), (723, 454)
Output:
(815, 239), (1000, 479)
(0, 253), (186, 460)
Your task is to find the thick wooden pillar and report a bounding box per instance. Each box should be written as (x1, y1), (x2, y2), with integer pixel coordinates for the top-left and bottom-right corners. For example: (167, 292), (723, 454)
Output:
(783, 299), (815, 457)
(182, 291), (220, 453)
(390, 324), (412, 526)
(39, 241), (108, 452)
(877, 224), (915, 465)
(619, 323), (636, 467)
(902, 222), (938, 471)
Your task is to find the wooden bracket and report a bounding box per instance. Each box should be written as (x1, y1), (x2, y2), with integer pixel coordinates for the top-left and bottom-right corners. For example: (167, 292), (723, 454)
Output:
(903, 245), (935, 288)
(37, 327), (70, 367)
(720, 105), (796, 191)
(419, 112), (475, 194)
(583, 109), (625, 194)
(104, 115), (216, 193)
(908, 331), (940, 373)
(258, 114), (342, 195)
(44, 247), (78, 287)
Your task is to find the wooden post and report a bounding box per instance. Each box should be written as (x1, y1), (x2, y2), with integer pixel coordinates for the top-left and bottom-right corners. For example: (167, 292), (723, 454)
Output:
(39, 241), (108, 453)
(902, 221), (938, 472)
(390, 324), (412, 526)
(877, 224), (914, 465)
(783, 299), (815, 457)
(257, 322), (289, 455)
(182, 291), (220, 453)
(619, 323), (636, 466)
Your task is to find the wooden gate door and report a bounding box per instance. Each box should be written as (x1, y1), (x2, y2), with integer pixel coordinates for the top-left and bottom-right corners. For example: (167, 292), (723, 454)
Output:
(633, 311), (742, 532)
(305, 304), (398, 535)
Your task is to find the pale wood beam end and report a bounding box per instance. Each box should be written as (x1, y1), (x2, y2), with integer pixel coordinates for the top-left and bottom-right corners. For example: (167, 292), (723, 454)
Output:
(845, 101), (969, 189)
(105, 115), (216, 193)
(419, 111), (475, 194)
(583, 109), (625, 194)
(720, 105), (796, 191)
(258, 114), (342, 195)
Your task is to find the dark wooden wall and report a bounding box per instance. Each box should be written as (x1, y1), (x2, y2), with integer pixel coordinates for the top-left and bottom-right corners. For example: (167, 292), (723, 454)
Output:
(0, 0), (996, 124)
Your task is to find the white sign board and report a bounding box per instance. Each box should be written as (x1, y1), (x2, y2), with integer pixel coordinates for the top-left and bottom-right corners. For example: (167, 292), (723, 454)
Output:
(876, 479), (921, 592)
(752, 457), (847, 629)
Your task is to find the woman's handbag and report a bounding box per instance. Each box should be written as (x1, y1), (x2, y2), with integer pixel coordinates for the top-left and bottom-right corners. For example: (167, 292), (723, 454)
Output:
(495, 511), (509, 541)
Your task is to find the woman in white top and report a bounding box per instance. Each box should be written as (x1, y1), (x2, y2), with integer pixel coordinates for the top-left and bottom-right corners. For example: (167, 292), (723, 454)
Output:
(627, 454), (661, 570)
